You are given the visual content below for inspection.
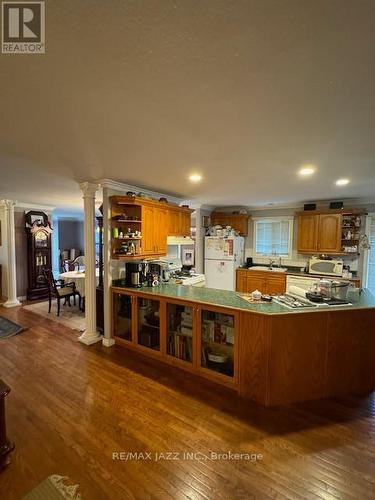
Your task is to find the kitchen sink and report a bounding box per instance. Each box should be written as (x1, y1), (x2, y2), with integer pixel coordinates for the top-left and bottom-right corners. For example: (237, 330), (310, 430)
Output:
(247, 266), (288, 273)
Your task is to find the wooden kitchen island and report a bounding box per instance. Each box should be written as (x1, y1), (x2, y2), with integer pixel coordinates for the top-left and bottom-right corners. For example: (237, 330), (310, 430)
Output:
(112, 282), (375, 406)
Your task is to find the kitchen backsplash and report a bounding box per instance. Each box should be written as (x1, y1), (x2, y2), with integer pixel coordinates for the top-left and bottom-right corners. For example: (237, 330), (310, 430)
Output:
(244, 248), (359, 272)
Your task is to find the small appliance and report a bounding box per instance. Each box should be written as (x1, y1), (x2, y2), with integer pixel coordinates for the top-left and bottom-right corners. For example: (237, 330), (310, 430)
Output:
(304, 203), (316, 211)
(148, 261), (170, 282)
(125, 261), (143, 288)
(329, 201), (344, 209)
(246, 257), (253, 268)
(308, 256), (344, 277)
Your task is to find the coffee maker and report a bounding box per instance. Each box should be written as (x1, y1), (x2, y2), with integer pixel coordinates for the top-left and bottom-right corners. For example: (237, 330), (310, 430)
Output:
(125, 261), (144, 288)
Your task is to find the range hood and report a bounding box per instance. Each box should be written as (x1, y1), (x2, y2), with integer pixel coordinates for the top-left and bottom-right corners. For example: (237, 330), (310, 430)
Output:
(167, 236), (194, 245)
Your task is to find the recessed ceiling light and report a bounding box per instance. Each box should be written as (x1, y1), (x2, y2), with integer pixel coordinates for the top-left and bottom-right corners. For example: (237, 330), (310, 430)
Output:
(335, 178), (350, 186)
(189, 173), (202, 183)
(298, 165), (316, 176)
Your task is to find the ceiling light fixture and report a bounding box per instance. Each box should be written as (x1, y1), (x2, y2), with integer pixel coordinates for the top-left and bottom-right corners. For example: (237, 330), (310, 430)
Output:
(335, 178), (350, 186)
(189, 173), (202, 183)
(298, 165), (316, 176)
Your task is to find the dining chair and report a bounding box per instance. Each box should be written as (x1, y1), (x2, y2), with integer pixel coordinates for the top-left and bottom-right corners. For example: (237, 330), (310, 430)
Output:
(42, 269), (81, 316)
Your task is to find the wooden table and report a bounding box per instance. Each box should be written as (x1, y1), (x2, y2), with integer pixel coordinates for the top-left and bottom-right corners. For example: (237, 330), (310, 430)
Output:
(60, 270), (99, 298)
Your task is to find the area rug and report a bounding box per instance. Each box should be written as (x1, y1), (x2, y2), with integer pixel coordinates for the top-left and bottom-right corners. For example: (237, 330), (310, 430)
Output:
(23, 301), (86, 332)
(0, 316), (24, 339)
(22, 474), (81, 500)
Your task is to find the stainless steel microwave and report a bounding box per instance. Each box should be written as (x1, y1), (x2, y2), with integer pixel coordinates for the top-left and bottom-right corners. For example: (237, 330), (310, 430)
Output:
(308, 257), (344, 277)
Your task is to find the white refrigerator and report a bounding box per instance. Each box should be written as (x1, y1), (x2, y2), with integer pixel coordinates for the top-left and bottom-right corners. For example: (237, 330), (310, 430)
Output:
(204, 236), (245, 291)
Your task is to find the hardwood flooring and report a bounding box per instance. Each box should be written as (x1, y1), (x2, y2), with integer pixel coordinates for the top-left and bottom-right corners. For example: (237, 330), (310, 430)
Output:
(0, 305), (375, 499)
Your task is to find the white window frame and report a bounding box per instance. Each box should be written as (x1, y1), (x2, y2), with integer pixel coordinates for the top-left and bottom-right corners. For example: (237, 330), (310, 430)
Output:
(253, 216), (294, 259)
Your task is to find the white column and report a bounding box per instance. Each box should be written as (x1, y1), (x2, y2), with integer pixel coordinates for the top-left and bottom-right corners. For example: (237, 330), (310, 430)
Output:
(102, 187), (115, 347)
(1, 200), (21, 307)
(78, 182), (102, 345)
(51, 215), (60, 278)
(194, 207), (204, 274)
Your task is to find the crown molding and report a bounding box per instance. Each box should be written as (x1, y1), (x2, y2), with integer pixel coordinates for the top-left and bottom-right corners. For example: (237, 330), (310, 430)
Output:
(214, 197), (375, 213)
(98, 178), (185, 205)
(14, 202), (56, 213)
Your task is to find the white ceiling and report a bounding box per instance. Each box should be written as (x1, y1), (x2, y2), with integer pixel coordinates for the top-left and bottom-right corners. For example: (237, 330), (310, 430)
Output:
(0, 0), (375, 210)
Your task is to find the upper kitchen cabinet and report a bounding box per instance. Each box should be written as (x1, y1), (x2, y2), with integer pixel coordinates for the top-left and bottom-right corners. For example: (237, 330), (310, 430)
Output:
(318, 214), (342, 253)
(297, 214), (319, 252)
(297, 212), (342, 254)
(210, 212), (249, 236)
(168, 207), (191, 237)
(111, 196), (192, 259)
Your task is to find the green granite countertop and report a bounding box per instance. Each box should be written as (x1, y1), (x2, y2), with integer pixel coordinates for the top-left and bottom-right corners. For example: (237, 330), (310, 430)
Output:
(112, 281), (375, 315)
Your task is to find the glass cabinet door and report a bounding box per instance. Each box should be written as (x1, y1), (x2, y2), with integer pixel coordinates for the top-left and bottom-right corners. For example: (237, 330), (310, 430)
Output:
(113, 293), (133, 341)
(138, 298), (160, 350)
(166, 303), (194, 363)
(201, 309), (235, 377)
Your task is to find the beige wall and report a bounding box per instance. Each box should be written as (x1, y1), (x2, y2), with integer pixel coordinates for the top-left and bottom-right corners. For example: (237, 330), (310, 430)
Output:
(0, 207), (7, 297)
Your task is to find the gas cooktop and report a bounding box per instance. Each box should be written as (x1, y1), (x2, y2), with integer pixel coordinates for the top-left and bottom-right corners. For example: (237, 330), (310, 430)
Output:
(273, 294), (351, 309)
(272, 294), (317, 309)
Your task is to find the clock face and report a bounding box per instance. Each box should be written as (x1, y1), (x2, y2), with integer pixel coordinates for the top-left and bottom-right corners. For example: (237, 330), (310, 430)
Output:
(35, 230), (48, 248)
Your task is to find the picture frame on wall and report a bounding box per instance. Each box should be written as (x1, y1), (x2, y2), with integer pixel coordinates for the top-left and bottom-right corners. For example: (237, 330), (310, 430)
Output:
(202, 215), (210, 228)
(182, 248), (195, 266)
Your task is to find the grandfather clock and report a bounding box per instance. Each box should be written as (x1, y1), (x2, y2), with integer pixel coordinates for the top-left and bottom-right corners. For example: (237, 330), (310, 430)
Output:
(25, 211), (53, 300)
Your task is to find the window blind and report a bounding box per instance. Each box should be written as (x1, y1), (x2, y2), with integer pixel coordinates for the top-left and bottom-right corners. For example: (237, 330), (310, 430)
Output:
(255, 219), (291, 256)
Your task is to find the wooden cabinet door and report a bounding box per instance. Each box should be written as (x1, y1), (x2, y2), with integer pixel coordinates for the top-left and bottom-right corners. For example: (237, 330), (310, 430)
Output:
(247, 276), (266, 294)
(265, 278), (286, 295)
(297, 215), (319, 252)
(236, 271), (247, 292)
(113, 292), (134, 342)
(155, 208), (168, 255)
(211, 213), (228, 227)
(168, 210), (181, 236)
(318, 214), (342, 253)
(198, 305), (237, 382)
(236, 217), (249, 237)
(165, 300), (195, 365)
(180, 212), (191, 237)
(142, 206), (156, 255)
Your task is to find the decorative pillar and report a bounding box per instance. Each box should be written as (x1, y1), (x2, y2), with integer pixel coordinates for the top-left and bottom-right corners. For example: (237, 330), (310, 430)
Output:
(102, 186), (115, 347)
(1, 200), (21, 307)
(78, 182), (102, 345)
(194, 207), (204, 274)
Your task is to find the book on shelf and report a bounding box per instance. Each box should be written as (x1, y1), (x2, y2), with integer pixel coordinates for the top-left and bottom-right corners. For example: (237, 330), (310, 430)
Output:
(168, 333), (192, 361)
(181, 319), (193, 327)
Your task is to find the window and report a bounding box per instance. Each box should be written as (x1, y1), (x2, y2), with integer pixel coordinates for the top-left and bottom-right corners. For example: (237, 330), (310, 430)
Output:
(254, 217), (293, 258)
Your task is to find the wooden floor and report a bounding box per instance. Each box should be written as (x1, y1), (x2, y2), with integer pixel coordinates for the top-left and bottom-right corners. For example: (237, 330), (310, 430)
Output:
(0, 306), (375, 499)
